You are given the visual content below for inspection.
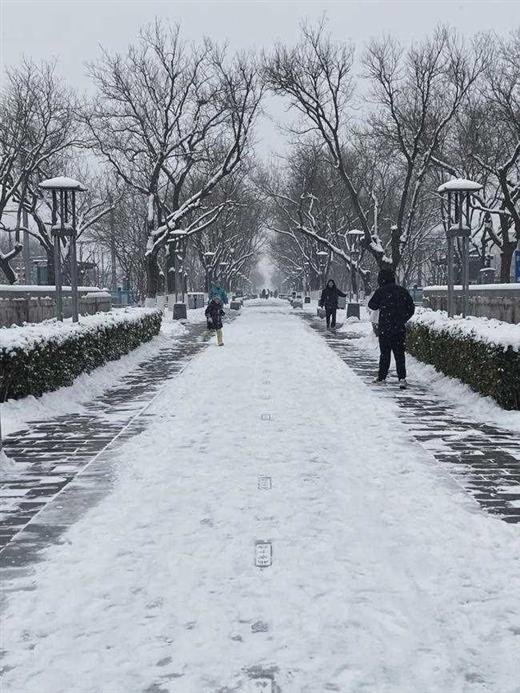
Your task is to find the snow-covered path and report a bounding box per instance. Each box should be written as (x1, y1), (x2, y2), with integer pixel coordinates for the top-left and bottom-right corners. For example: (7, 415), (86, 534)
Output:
(2, 302), (520, 693)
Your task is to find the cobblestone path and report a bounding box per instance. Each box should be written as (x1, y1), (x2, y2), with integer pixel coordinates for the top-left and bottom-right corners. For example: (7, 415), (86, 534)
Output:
(305, 314), (520, 525)
(0, 323), (210, 567)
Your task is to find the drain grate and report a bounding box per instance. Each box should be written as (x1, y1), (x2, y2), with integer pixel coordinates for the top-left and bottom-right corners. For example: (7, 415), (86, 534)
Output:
(255, 540), (272, 568)
(258, 476), (272, 490)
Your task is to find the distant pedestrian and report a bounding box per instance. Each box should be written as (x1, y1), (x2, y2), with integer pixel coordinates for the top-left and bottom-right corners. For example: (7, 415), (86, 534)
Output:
(205, 296), (225, 347)
(368, 268), (415, 389)
(319, 279), (347, 330)
(209, 284), (228, 305)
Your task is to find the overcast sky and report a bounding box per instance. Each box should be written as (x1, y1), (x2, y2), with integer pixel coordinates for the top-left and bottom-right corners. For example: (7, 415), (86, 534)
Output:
(2, 0), (520, 159)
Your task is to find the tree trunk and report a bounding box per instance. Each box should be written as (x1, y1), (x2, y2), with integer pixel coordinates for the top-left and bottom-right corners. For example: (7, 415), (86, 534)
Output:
(500, 241), (516, 283)
(361, 271), (372, 294)
(0, 257), (16, 284)
(146, 252), (160, 299)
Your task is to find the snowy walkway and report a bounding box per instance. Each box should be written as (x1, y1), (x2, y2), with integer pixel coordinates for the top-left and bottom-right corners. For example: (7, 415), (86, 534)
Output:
(1, 301), (520, 692)
(0, 321), (209, 558)
(305, 314), (520, 524)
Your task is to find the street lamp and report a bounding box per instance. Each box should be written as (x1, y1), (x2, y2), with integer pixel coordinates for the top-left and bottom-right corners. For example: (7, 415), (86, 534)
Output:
(204, 251), (215, 293)
(317, 250), (328, 285)
(438, 178), (483, 317)
(39, 176), (86, 322)
(219, 261), (229, 290)
(167, 230), (187, 304)
(347, 229), (364, 302)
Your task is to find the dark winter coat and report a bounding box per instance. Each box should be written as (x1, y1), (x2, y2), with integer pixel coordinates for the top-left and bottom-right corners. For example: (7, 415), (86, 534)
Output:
(205, 299), (225, 330)
(319, 281), (347, 309)
(368, 270), (415, 337)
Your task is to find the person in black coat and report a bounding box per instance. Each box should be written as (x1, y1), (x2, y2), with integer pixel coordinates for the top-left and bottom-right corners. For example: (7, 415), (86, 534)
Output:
(205, 296), (225, 346)
(368, 268), (415, 388)
(319, 279), (347, 329)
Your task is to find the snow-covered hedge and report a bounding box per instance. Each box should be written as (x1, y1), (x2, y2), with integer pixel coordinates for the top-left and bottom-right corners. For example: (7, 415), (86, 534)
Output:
(407, 310), (520, 410)
(0, 308), (163, 401)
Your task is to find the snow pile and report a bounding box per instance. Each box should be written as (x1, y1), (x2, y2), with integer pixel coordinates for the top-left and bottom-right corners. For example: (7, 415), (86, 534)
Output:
(0, 307), (161, 355)
(424, 283), (520, 293)
(0, 447), (15, 477)
(410, 308), (520, 352)
(0, 284), (100, 294)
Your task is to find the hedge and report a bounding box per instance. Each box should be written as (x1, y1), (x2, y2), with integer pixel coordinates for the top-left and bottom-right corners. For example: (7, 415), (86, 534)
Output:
(406, 317), (520, 411)
(0, 308), (163, 401)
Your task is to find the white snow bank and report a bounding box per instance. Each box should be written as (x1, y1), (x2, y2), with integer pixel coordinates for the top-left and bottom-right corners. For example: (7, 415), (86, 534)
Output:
(1, 318), (186, 438)
(424, 283), (520, 293)
(0, 307), (161, 354)
(0, 448), (16, 477)
(343, 323), (520, 434)
(0, 284), (100, 294)
(410, 308), (520, 352)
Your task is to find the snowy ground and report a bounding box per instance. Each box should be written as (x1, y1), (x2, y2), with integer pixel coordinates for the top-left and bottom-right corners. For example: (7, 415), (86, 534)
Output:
(1, 301), (520, 692)
(1, 310), (191, 438)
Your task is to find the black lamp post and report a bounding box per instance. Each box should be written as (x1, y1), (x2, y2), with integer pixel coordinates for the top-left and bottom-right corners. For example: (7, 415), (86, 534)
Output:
(438, 178), (482, 317)
(204, 251), (215, 293)
(317, 250), (328, 286)
(40, 177), (86, 322)
(219, 261), (229, 290)
(347, 229), (364, 302)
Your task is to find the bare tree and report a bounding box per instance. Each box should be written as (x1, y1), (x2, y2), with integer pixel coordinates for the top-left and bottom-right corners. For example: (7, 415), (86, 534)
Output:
(264, 23), (488, 271)
(85, 20), (262, 299)
(0, 60), (77, 282)
(262, 145), (372, 290)
(430, 30), (520, 281)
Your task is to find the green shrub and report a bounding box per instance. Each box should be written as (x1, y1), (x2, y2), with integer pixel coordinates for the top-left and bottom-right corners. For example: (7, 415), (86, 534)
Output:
(0, 309), (163, 401)
(406, 321), (520, 410)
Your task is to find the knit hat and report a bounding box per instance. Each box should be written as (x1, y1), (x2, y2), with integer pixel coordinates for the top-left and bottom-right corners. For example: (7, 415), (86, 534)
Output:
(377, 268), (396, 286)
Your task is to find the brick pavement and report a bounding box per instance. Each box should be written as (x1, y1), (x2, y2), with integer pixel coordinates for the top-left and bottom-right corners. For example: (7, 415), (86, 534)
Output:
(305, 314), (520, 524)
(0, 322), (210, 567)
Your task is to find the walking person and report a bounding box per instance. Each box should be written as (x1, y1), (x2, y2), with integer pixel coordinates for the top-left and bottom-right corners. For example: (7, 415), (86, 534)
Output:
(205, 296), (225, 347)
(319, 279), (347, 330)
(368, 268), (415, 389)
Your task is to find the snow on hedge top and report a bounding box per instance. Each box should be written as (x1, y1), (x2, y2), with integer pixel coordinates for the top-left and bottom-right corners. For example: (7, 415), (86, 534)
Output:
(411, 308), (520, 352)
(0, 308), (161, 354)
(424, 284), (520, 293)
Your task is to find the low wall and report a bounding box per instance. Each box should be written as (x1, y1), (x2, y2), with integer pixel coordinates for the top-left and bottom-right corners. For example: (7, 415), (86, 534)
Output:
(0, 287), (112, 327)
(423, 284), (520, 324)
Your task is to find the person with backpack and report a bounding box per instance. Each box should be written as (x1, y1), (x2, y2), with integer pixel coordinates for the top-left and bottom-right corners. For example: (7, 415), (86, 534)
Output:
(205, 296), (225, 347)
(368, 268), (415, 389)
(208, 284), (228, 305)
(319, 279), (347, 330)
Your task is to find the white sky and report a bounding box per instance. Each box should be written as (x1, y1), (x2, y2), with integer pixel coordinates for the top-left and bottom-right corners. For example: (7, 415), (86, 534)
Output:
(2, 0), (520, 160)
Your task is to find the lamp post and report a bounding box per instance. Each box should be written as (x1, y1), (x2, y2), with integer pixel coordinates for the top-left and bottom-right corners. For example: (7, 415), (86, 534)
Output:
(39, 177), (86, 322)
(438, 178), (482, 317)
(317, 250), (328, 286)
(204, 251), (215, 293)
(219, 261), (229, 290)
(167, 230), (187, 303)
(347, 229), (364, 302)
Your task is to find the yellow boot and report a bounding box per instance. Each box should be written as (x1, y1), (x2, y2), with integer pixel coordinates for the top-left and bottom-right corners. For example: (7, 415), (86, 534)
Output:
(216, 328), (224, 346)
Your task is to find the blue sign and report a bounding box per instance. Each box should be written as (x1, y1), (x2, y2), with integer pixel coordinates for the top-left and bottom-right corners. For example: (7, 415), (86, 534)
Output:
(516, 249), (520, 282)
